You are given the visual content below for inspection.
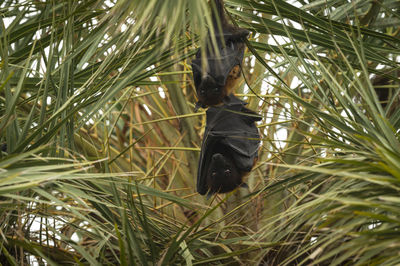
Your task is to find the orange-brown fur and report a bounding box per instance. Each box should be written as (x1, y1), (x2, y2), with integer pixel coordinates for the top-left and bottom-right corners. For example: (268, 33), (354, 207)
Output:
(223, 65), (242, 96)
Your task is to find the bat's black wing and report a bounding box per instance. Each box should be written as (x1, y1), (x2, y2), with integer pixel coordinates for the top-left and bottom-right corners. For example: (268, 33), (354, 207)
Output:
(192, 40), (245, 91)
(197, 95), (261, 195)
(191, 0), (249, 108)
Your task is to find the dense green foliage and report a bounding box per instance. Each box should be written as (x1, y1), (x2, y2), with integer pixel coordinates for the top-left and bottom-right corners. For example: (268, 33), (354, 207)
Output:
(1, 0), (399, 264)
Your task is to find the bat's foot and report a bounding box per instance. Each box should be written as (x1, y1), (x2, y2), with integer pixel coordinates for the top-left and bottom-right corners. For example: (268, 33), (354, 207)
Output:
(206, 191), (213, 200)
(240, 183), (249, 189)
(194, 101), (204, 112)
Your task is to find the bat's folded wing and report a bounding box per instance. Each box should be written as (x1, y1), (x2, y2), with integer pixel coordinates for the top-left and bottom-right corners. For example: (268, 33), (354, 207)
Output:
(209, 130), (259, 172)
(196, 138), (208, 195)
(197, 96), (261, 195)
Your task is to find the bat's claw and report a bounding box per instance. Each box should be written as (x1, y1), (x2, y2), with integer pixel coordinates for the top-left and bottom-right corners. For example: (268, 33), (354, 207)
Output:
(194, 102), (201, 112)
(206, 191), (213, 200)
(194, 101), (207, 112)
(240, 183), (249, 189)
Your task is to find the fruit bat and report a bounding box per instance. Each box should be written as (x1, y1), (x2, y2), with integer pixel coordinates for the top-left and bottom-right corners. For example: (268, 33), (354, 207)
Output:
(197, 94), (261, 197)
(191, 0), (249, 110)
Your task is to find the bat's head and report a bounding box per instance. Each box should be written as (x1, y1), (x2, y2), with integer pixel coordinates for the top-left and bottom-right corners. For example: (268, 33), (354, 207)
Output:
(192, 65), (227, 107)
(206, 152), (243, 194)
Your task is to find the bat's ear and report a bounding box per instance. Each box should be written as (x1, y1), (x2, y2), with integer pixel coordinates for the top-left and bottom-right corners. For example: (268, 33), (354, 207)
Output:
(224, 93), (246, 106)
(191, 61), (202, 86)
(241, 107), (262, 122)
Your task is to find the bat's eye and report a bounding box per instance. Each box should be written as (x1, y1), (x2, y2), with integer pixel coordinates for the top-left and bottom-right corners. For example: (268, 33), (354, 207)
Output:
(213, 87), (219, 93)
(211, 171), (217, 177)
(224, 169), (231, 176)
(200, 89), (206, 96)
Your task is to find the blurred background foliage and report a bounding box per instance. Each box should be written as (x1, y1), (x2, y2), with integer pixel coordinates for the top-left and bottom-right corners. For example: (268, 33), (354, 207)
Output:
(0, 0), (399, 264)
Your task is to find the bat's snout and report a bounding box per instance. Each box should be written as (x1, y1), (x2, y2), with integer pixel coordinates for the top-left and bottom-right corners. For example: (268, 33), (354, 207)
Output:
(200, 75), (218, 89)
(211, 153), (225, 162)
(198, 75), (222, 99)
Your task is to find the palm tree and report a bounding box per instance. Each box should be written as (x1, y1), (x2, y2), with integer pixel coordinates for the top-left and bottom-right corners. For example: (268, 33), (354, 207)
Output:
(0, 0), (399, 264)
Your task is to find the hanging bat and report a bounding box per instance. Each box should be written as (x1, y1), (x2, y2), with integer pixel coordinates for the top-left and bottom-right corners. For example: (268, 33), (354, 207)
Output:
(191, 0), (249, 110)
(197, 94), (261, 197)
